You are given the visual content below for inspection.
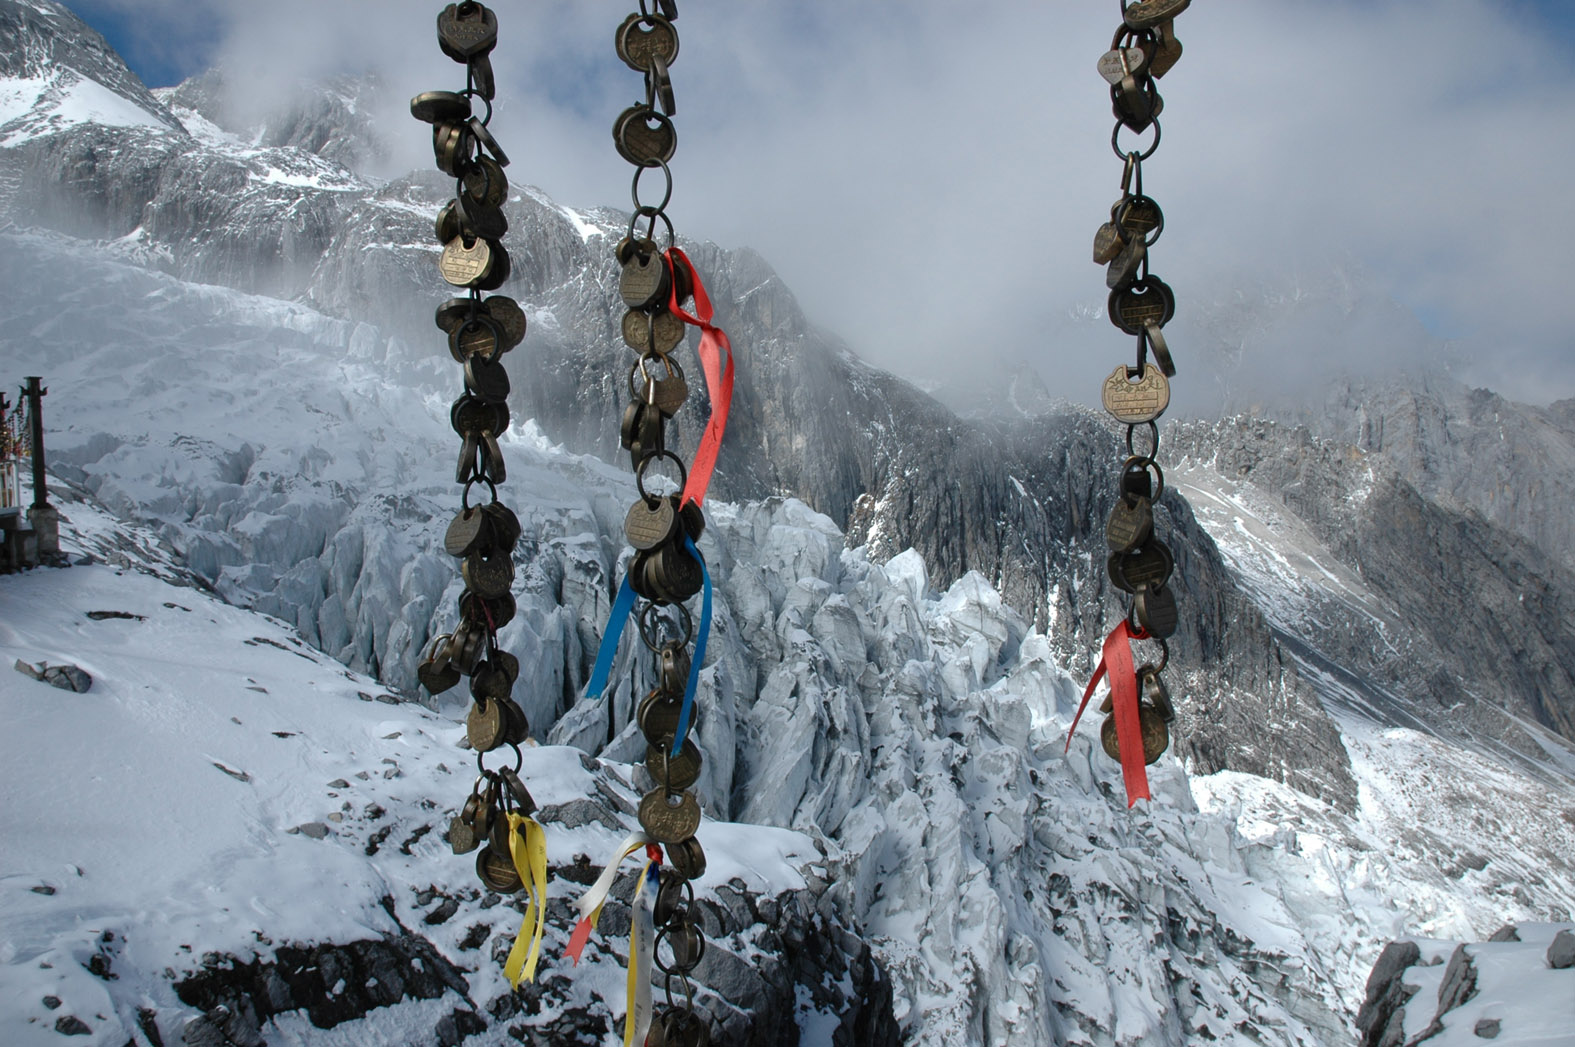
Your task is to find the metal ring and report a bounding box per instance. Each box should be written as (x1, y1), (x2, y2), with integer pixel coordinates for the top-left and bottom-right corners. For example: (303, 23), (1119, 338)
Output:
(461, 477), (498, 511)
(631, 161), (675, 212)
(1125, 421), (1160, 459)
(1114, 195), (1164, 247)
(635, 450), (688, 503)
(653, 923), (705, 976)
(475, 741), (524, 776)
(1111, 118), (1161, 162)
(1110, 22), (1153, 52)
(1144, 636), (1171, 673)
(457, 312), (507, 365)
(1123, 454), (1166, 502)
(626, 207), (676, 251)
(460, 87), (494, 128)
(627, 353), (677, 400)
(638, 602), (694, 652)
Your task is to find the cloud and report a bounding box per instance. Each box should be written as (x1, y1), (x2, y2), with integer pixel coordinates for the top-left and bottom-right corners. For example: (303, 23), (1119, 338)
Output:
(66, 0), (1575, 409)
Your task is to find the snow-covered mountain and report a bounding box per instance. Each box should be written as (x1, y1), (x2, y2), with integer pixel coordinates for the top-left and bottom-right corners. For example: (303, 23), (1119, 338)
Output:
(2, 2), (1574, 1045)
(12, 407), (1573, 1047)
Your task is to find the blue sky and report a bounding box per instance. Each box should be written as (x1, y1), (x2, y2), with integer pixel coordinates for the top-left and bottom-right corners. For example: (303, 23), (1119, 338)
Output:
(67, 1), (223, 88)
(67, 1), (1575, 91)
(49, 1), (1575, 407)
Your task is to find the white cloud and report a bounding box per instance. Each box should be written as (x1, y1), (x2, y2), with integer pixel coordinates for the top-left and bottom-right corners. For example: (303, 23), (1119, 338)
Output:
(70, 0), (1575, 407)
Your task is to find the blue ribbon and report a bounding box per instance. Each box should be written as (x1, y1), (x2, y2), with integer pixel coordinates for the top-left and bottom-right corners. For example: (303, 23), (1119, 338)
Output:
(584, 571), (637, 699)
(583, 538), (711, 761)
(671, 535), (712, 757)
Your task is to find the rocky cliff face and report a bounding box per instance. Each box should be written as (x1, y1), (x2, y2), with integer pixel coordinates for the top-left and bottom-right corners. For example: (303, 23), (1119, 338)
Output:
(155, 68), (392, 176)
(0, 0), (182, 138)
(1292, 374), (1575, 578)
(1170, 416), (1575, 754)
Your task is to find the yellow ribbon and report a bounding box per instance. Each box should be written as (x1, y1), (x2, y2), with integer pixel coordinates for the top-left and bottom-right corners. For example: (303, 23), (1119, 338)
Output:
(502, 813), (548, 988)
(624, 858), (657, 1047)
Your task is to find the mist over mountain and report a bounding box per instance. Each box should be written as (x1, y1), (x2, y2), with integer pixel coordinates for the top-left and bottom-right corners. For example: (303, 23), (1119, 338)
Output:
(3, 3), (1574, 1045)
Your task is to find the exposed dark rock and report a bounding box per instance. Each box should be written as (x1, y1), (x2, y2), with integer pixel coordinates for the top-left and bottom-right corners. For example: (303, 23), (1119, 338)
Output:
(173, 934), (471, 1031)
(1486, 925), (1520, 942)
(1436, 944), (1478, 1013)
(42, 995), (61, 1009)
(433, 1008), (486, 1047)
(534, 798), (623, 832)
(54, 1014), (91, 1035)
(209, 762), (251, 783)
(137, 1007), (165, 1047)
(423, 897), (459, 925)
(1548, 928), (1575, 969)
(1473, 1018), (1501, 1039)
(13, 658), (42, 680)
(180, 1002), (263, 1047)
(42, 662), (92, 692)
(1355, 940), (1420, 1047)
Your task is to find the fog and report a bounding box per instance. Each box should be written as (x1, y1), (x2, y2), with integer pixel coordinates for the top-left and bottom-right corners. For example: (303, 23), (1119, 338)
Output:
(68, 0), (1575, 410)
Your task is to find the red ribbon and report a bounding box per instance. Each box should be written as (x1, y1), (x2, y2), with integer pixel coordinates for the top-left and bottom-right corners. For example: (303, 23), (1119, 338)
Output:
(564, 843), (668, 965)
(664, 247), (734, 509)
(565, 914), (594, 965)
(1065, 621), (1151, 808)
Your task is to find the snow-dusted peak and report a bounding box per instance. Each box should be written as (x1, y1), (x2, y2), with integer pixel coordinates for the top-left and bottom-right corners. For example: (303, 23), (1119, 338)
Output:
(0, 0), (185, 144)
(154, 68), (388, 175)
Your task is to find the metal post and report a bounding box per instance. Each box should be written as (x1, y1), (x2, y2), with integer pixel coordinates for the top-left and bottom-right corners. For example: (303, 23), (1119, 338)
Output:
(22, 376), (57, 559)
(24, 377), (46, 509)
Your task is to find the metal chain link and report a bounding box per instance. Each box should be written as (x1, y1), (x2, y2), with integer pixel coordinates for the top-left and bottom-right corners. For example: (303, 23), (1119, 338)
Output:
(606, 5), (719, 1044)
(407, 0), (545, 900)
(1088, 0), (1192, 774)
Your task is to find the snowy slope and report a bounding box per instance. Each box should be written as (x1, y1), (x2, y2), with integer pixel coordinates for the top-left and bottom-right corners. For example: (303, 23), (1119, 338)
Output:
(0, 494), (831, 1047)
(0, 0), (183, 146)
(1380, 927), (1575, 1045)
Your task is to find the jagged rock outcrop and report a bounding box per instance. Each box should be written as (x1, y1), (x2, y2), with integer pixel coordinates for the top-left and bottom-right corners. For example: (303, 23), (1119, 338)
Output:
(0, 0), (183, 138)
(1170, 416), (1575, 748)
(1295, 374), (1575, 576)
(155, 69), (391, 175)
(173, 931), (473, 1037)
(1356, 925), (1575, 1047)
(1356, 941), (1422, 1047)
